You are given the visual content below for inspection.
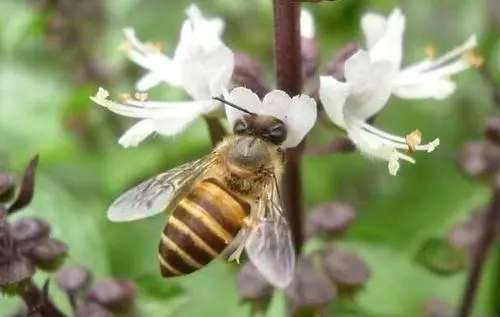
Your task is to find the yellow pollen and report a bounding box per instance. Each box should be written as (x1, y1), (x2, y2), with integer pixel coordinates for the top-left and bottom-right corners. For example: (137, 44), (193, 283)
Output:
(121, 93), (133, 103)
(464, 51), (484, 68)
(406, 129), (422, 153)
(145, 41), (164, 53)
(119, 40), (132, 52)
(424, 45), (435, 58)
(135, 92), (148, 101)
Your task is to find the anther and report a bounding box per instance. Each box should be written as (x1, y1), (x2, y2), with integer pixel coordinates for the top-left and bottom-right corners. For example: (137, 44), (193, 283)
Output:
(464, 51), (484, 68)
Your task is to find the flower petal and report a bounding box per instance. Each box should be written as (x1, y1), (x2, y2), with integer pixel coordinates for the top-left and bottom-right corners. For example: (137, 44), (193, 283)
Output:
(122, 28), (182, 89)
(392, 78), (456, 100)
(344, 50), (371, 88)
(281, 94), (317, 148)
(361, 12), (387, 50)
(118, 119), (156, 148)
(225, 87), (261, 128)
(368, 8), (405, 67)
(181, 44), (234, 100)
(319, 76), (351, 128)
(300, 9), (315, 39)
(259, 90), (292, 122)
(154, 114), (200, 136)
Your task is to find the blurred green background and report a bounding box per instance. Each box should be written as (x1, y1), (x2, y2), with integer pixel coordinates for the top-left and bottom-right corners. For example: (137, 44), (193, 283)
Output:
(1, 0), (499, 316)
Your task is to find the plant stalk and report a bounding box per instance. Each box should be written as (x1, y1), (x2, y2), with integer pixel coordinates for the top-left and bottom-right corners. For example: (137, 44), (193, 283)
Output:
(458, 189), (500, 317)
(272, 0), (304, 252)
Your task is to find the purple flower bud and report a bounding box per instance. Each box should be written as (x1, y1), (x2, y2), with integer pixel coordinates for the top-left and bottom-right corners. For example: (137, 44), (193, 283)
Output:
(325, 42), (361, 82)
(285, 256), (337, 313)
(485, 116), (500, 147)
(75, 302), (112, 317)
(27, 238), (68, 272)
(236, 262), (273, 314)
(231, 51), (270, 99)
(85, 278), (137, 314)
(10, 217), (51, 243)
(301, 37), (319, 83)
(323, 247), (371, 288)
(457, 141), (500, 180)
(422, 298), (454, 317)
(306, 202), (356, 239)
(0, 173), (15, 203)
(0, 258), (34, 295)
(55, 265), (92, 295)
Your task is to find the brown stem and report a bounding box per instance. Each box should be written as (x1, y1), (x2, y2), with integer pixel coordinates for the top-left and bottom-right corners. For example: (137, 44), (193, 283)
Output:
(205, 117), (227, 147)
(21, 279), (65, 317)
(458, 189), (500, 317)
(273, 0), (304, 252)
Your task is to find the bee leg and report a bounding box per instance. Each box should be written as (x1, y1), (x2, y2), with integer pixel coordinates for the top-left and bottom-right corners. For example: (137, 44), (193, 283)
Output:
(227, 217), (256, 263)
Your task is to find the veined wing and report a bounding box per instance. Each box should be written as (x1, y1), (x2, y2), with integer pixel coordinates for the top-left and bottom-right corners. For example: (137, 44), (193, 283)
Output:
(244, 181), (296, 289)
(107, 156), (215, 222)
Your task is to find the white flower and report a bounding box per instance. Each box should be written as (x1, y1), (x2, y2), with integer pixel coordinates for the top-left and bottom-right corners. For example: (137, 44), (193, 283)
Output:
(123, 4), (226, 91)
(361, 8), (480, 100)
(319, 50), (440, 175)
(225, 87), (317, 148)
(91, 4), (234, 148)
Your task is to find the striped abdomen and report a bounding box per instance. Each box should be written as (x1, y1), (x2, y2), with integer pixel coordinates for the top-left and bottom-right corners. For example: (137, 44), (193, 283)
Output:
(158, 178), (250, 277)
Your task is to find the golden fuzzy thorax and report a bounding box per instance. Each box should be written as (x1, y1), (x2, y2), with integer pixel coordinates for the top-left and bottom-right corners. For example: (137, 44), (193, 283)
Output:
(209, 135), (285, 198)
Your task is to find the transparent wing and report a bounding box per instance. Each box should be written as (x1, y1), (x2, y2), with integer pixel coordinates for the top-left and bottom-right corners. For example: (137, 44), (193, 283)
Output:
(107, 156), (215, 222)
(244, 181), (296, 289)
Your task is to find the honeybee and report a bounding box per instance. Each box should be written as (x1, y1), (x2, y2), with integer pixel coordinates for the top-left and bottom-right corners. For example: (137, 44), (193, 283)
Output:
(107, 98), (296, 288)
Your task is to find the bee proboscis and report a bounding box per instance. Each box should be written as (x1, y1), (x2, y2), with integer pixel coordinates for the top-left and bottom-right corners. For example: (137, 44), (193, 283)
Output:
(106, 98), (296, 288)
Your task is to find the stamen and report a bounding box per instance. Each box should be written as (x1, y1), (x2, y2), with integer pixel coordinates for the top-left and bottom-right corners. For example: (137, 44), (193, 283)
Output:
(145, 41), (164, 53)
(135, 92), (149, 101)
(91, 87), (115, 108)
(121, 93), (133, 103)
(406, 129), (422, 153)
(464, 51), (484, 68)
(425, 46), (435, 59)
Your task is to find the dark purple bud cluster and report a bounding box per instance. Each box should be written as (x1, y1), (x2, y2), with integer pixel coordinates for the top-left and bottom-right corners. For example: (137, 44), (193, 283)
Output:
(55, 266), (138, 316)
(237, 200), (369, 313)
(231, 52), (271, 99)
(422, 298), (455, 317)
(0, 156), (138, 317)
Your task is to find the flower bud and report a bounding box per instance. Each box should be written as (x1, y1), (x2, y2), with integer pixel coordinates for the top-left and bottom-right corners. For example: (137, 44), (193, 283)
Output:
(27, 238), (68, 272)
(75, 302), (112, 317)
(322, 246), (370, 299)
(446, 220), (481, 251)
(285, 256), (337, 313)
(236, 262), (272, 314)
(458, 141), (500, 180)
(85, 278), (137, 314)
(423, 298), (454, 317)
(306, 202), (356, 239)
(0, 258), (35, 296)
(55, 265), (92, 295)
(10, 217), (51, 243)
(415, 238), (468, 276)
(231, 51), (270, 99)
(0, 173), (15, 203)
(301, 37), (319, 83)
(485, 116), (500, 147)
(325, 42), (361, 82)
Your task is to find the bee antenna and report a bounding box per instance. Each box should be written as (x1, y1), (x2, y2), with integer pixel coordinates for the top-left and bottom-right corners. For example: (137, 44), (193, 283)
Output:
(212, 97), (257, 116)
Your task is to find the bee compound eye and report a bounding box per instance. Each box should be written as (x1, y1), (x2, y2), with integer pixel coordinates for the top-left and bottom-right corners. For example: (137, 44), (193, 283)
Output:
(266, 124), (287, 144)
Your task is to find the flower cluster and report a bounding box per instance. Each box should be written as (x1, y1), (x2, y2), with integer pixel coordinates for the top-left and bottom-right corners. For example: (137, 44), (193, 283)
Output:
(91, 4), (480, 175)
(0, 157), (138, 316)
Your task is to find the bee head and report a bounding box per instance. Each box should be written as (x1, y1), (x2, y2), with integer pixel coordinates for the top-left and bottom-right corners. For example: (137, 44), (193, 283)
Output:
(212, 96), (287, 145)
(233, 115), (287, 145)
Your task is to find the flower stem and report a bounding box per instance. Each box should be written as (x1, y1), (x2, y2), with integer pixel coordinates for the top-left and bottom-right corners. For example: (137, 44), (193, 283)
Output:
(21, 279), (65, 317)
(458, 189), (500, 317)
(205, 117), (227, 147)
(272, 0), (304, 252)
